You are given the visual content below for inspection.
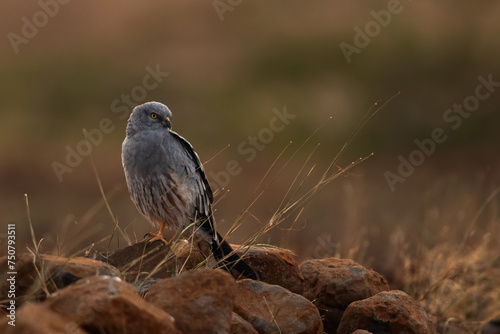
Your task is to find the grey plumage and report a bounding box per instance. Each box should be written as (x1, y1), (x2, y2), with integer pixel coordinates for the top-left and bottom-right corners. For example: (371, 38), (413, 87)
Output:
(122, 101), (257, 279)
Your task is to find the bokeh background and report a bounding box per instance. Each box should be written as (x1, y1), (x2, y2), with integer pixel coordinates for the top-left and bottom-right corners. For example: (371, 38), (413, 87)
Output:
(1, 0), (500, 320)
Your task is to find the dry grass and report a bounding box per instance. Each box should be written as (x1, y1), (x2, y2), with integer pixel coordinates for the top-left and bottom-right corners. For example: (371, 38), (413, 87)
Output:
(5, 98), (499, 334)
(392, 188), (500, 331)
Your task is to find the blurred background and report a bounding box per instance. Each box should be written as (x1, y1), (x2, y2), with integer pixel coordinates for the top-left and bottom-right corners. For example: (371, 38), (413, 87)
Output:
(1, 0), (500, 319)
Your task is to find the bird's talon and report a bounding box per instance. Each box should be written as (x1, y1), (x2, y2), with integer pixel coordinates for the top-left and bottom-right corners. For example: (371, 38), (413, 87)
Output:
(144, 232), (169, 246)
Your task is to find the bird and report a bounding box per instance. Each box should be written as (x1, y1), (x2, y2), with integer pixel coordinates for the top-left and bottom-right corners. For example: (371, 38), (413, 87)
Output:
(122, 101), (257, 280)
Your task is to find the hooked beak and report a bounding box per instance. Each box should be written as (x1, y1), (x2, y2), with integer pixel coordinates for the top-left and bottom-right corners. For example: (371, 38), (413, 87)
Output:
(161, 116), (171, 128)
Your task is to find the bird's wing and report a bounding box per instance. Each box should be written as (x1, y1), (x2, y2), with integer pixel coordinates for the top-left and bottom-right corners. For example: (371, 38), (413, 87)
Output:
(167, 130), (217, 240)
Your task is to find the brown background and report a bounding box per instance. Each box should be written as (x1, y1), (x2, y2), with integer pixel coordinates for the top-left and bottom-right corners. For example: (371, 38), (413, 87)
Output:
(1, 1), (499, 281)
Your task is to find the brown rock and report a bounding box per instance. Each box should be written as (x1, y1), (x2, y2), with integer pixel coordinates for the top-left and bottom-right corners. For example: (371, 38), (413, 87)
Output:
(0, 253), (49, 302)
(235, 245), (304, 294)
(96, 240), (205, 282)
(0, 302), (87, 334)
(231, 312), (259, 334)
(41, 254), (120, 277)
(233, 279), (323, 334)
(0, 253), (119, 303)
(146, 268), (236, 333)
(337, 290), (434, 334)
(132, 277), (162, 297)
(46, 275), (180, 334)
(300, 257), (389, 332)
(173, 239), (208, 269)
(351, 331), (373, 334)
(0, 253), (39, 302)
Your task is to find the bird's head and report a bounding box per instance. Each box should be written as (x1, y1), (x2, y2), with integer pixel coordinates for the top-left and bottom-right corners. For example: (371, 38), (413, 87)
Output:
(126, 101), (173, 136)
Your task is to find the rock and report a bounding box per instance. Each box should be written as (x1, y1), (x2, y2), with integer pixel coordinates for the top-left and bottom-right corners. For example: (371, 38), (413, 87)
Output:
(173, 239), (208, 269)
(0, 253), (119, 303)
(46, 275), (180, 334)
(351, 331), (373, 334)
(145, 268), (236, 333)
(300, 257), (389, 332)
(94, 240), (205, 282)
(0, 302), (87, 334)
(235, 245), (304, 294)
(231, 312), (258, 334)
(481, 318), (500, 334)
(233, 279), (323, 334)
(336, 290), (434, 334)
(132, 277), (162, 297)
(41, 254), (120, 277)
(0, 253), (39, 302)
(42, 254), (120, 293)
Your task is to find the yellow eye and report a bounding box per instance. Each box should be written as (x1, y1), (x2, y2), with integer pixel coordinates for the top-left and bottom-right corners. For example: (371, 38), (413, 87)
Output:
(151, 113), (158, 119)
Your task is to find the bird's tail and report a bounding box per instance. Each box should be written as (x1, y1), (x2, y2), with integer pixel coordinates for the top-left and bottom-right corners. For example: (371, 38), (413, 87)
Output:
(212, 232), (258, 280)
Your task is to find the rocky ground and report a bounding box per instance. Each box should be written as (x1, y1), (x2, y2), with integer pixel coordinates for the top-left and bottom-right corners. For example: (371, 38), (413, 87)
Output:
(0, 241), (497, 333)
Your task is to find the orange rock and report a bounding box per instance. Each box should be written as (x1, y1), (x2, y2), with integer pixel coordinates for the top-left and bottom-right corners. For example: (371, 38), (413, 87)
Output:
(337, 290), (433, 334)
(231, 312), (258, 334)
(46, 275), (180, 334)
(0, 253), (119, 303)
(40, 254), (119, 277)
(95, 240), (205, 283)
(146, 268), (236, 333)
(0, 302), (86, 334)
(300, 257), (389, 332)
(235, 245), (304, 294)
(233, 279), (323, 334)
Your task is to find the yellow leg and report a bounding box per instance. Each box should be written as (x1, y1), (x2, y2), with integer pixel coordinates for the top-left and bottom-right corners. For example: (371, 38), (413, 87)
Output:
(144, 222), (169, 245)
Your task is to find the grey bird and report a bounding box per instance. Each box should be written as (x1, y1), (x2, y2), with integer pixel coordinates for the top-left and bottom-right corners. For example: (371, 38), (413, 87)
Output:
(122, 101), (257, 279)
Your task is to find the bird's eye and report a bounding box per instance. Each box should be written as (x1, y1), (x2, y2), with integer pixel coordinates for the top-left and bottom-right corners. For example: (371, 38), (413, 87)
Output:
(151, 113), (158, 119)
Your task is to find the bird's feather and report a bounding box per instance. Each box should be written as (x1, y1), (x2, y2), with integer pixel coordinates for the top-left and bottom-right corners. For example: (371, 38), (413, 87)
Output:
(122, 102), (257, 279)
(166, 130), (218, 243)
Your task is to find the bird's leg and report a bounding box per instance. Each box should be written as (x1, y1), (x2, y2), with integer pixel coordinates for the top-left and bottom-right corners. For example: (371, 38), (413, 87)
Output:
(144, 222), (169, 245)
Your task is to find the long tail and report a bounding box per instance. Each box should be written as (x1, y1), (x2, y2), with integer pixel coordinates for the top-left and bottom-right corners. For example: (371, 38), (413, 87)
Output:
(212, 232), (258, 280)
